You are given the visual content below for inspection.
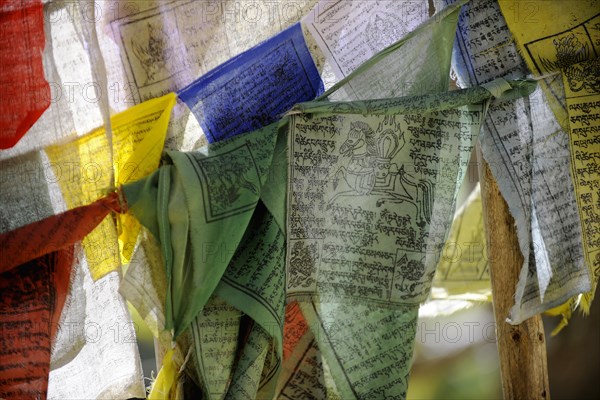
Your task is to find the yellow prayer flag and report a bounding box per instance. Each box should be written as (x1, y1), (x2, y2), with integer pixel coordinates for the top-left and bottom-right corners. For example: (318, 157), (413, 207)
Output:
(498, 1), (599, 129)
(46, 93), (176, 279)
(148, 348), (178, 400)
(432, 184), (491, 303)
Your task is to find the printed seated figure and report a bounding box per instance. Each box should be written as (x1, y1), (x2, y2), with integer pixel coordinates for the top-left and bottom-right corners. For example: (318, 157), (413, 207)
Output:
(365, 12), (403, 52)
(131, 23), (174, 85)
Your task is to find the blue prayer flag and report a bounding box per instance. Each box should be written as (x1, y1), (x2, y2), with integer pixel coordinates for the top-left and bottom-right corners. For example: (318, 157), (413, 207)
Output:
(178, 23), (324, 143)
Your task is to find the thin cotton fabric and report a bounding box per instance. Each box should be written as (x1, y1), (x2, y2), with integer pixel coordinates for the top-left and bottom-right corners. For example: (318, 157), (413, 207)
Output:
(0, 0), (50, 149)
(497, 0), (600, 328)
(178, 22), (324, 143)
(123, 123), (281, 338)
(0, 248), (72, 399)
(444, 0), (599, 329)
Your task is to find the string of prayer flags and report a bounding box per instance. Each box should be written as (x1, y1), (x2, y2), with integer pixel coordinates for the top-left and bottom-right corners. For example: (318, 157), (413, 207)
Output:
(0, 91), (177, 397)
(259, 0), (470, 233)
(2, 0), (593, 398)
(106, 0), (321, 106)
(133, 6), (474, 395)
(178, 23), (324, 143)
(104, 1), (321, 152)
(171, 22), (324, 397)
(0, 134), (121, 396)
(131, 18), (324, 395)
(0, 0), (50, 149)
(0, 95), (169, 399)
(0, 200), (144, 397)
(172, 3), (468, 390)
(146, 20), (323, 397)
(45, 93), (176, 280)
(0, 248), (72, 399)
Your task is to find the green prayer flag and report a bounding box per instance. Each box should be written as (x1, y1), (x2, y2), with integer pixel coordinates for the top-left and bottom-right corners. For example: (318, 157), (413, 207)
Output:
(188, 296), (241, 398)
(123, 123), (280, 337)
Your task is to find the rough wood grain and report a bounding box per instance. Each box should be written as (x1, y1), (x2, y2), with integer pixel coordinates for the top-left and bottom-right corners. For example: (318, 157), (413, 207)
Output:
(478, 151), (550, 400)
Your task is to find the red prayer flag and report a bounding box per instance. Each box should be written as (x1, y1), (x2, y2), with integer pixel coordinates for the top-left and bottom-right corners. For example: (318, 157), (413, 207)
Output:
(1, 0), (50, 149)
(283, 301), (310, 361)
(0, 192), (122, 274)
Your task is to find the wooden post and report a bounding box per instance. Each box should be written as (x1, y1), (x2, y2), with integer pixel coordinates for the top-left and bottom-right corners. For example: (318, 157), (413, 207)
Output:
(477, 150), (550, 400)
